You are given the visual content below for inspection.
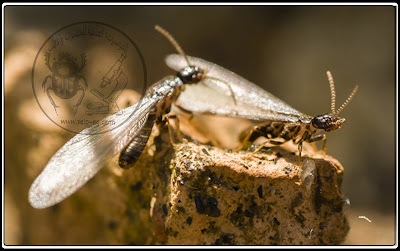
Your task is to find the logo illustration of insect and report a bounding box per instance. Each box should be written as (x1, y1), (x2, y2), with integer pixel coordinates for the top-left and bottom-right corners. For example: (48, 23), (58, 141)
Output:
(42, 51), (88, 115)
(167, 55), (358, 165)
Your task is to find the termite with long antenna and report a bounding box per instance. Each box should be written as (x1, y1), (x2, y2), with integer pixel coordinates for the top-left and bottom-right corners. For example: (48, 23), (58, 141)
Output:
(165, 56), (358, 166)
(237, 71), (359, 164)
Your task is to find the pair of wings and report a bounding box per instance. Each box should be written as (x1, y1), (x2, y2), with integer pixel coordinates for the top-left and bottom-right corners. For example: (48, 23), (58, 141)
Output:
(29, 54), (308, 209)
(167, 54), (310, 124)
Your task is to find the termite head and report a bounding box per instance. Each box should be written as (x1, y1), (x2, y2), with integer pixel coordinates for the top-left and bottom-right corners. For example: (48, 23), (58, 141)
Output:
(312, 114), (345, 132)
(313, 71), (359, 132)
(155, 25), (204, 85)
(177, 66), (204, 84)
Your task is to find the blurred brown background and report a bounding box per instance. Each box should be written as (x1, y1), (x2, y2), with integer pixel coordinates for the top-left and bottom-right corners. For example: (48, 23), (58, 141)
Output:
(4, 5), (396, 245)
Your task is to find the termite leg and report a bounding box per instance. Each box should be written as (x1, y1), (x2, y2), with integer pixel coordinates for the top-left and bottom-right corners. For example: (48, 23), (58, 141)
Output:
(164, 117), (175, 145)
(322, 137), (327, 156)
(307, 134), (327, 156)
(157, 114), (174, 145)
(235, 128), (254, 151)
(165, 114), (182, 144)
(174, 104), (194, 122)
(310, 142), (318, 152)
(253, 142), (267, 154)
(251, 139), (284, 156)
(298, 143), (303, 168)
(235, 125), (264, 151)
(167, 114), (182, 141)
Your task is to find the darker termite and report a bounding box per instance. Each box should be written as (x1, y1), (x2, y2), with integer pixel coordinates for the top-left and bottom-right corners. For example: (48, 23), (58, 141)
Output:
(117, 25), (205, 168)
(28, 25), (211, 208)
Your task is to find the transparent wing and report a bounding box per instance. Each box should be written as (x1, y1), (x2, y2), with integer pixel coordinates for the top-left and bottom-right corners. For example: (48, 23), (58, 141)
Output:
(29, 94), (161, 209)
(166, 54), (311, 123)
(175, 84), (302, 122)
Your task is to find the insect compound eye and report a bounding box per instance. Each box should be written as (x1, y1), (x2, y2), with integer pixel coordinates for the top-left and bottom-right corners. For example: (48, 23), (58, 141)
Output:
(177, 66), (203, 84)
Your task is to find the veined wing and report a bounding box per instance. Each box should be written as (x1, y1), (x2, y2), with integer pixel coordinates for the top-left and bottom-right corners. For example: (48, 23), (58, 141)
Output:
(175, 84), (302, 123)
(166, 54), (311, 123)
(29, 94), (162, 209)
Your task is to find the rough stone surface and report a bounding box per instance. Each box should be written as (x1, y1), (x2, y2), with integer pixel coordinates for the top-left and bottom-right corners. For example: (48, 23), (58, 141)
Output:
(147, 135), (349, 245)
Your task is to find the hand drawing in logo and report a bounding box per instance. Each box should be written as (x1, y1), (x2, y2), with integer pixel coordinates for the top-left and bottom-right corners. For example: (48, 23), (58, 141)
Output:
(42, 51), (88, 115)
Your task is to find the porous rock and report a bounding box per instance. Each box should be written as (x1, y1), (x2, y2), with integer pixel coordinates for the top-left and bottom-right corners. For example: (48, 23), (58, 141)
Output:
(146, 138), (349, 245)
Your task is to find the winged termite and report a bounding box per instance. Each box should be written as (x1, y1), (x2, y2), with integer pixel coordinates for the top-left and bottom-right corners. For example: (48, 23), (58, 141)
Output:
(28, 25), (208, 209)
(29, 25), (357, 209)
(166, 55), (358, 165)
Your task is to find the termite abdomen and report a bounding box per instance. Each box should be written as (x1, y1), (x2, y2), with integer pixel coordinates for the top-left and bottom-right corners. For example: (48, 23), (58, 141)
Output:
(118, 109), (157, 169)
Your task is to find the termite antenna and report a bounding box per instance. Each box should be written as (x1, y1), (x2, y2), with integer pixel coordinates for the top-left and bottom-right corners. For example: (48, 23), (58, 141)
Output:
(155, 25), (237, 106)
(326, 71), (336, 115)
(155, 25), (191, 66)
(335, 85), (359, 115)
